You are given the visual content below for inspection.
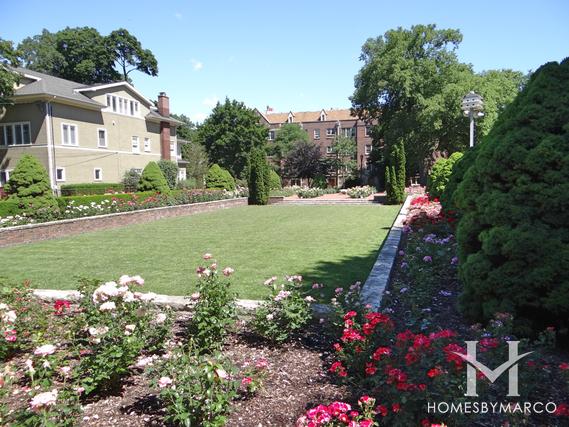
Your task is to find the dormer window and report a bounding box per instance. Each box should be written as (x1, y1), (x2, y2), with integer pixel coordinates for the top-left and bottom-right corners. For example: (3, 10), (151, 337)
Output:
(106, 94), (139, 117)
(320, 110), (327, 121)
(287, 113), (294, 123)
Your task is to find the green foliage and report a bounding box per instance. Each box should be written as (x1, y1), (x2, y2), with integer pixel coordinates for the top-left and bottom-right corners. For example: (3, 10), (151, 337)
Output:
(252, 276), (312, 343)
(267, 169), (282, 190)
(284, 141), (326, 183)
(454, 58), (569, 336)
(205, 164), (235, 191)
(122, 168), (141, 192)
(271, 123), (308, 160)
(148, 347), (238, 427)
(195, 98), (267, 178)
(247, 148), (270, 205)
(0, 200), (22, 217)
(157, 160), (178, 190)
(5, 154), (57, 211)
(0, 38), (20, 108)
(60, 183), (124, 196)
(181, 141), (209, 187)
(427, 152), (463, 199)
(440, 145), (479, 212)
(137, 161), (170, 193)
(187, 258), (236, 353)
(351, 24), (524, 178)
(56, 192), (155, 211)
(346, 186), (374, 198)
(329, 135), (357, 186)
(107, 28), (158, 81)
(18, 27), (158, 84)
(171, 113), (198, 140)
(312, 174), (328, 189)
(385, 141), (406, 204)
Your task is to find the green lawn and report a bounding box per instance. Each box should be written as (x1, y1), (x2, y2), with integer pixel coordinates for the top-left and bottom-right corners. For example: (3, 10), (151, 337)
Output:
(0, 204), (400, 299)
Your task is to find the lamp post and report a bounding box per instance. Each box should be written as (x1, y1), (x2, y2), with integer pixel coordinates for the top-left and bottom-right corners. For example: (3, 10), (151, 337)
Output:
(461, 91), (484, 148)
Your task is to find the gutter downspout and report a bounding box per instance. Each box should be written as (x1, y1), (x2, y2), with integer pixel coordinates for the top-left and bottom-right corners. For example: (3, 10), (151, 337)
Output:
(45, 100), (56, 194)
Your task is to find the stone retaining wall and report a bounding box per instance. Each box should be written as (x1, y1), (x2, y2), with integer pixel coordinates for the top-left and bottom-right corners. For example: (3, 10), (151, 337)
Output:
(0, 198), (248, 248)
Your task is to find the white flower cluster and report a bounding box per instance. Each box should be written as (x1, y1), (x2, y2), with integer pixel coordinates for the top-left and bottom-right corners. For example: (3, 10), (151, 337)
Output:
(0, 303), (17, 324)
(91, 276), (155, 310)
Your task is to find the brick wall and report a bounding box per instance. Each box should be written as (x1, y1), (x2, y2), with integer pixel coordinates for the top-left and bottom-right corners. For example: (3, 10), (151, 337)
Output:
(0, 198), (248, 248)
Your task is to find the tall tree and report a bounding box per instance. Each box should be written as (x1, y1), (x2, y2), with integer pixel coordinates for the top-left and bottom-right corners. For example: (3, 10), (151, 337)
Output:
(284, 141), (326, 185)
(351, 24), (524, 180)
(181, 141), (209, 186)
(0, 38), (20, 115)
(270, 123), (308, 161)
(107, 28), (158, 81)
(18, 30), (65, 75)
(171, 113), (198, 141)
(195, 98), (267, 178)
(329, 135), (357, 187)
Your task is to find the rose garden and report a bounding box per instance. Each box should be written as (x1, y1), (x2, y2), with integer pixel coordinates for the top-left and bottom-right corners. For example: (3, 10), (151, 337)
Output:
(1, 23), (568, 427)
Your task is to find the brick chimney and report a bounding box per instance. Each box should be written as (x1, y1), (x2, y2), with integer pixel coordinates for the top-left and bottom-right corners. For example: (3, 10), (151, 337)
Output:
(158, 92), (171, 160)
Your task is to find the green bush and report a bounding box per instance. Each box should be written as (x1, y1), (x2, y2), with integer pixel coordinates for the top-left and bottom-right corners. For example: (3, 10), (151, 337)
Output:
(312, 174), (328, 189)
(60, 183), (124, 196)
(122, 169), (141, 192)
(205, 164), (235, 191)
(157, 160), (178, 190)
(440, 146), (479, 212)
(268, 169), (282, 190)
(427, 152), (463, 200)
(0, 200), (23, 217)
(385, 141), (406, 204)
(247, 148), (270, 205)
(137, 162), (170, 194)
(454, 58), (569, 337)
(5, 154), (58, 211)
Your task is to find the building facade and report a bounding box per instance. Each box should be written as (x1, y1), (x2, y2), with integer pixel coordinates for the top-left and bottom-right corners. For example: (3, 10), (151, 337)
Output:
(0, 67), (184, 192)
(256, 107), (374, 186)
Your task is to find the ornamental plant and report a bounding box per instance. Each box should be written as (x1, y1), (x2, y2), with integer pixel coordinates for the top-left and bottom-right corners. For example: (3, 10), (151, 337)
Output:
(296, 396), (378, 427)
(453, 58), (569, 337)
(247, 148), (270, 205)
(206, 164), (236, 191)
(427, 152), (463, 200)
(252, 275), (313, 343)
(138, 161), (171, 193)
(297, 187), (323, 198)
(268, 168), (282, 190)
(346, 185), (374, 199)
(146, 345), (239, 427)
(187, 255), (237, 353)
(10, 387), (82, 427)
(157, 160), (179, 190)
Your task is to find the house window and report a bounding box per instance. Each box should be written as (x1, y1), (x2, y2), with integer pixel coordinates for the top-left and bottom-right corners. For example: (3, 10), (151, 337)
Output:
(144, 138), (151, 152)
(268, 130), (275, 141)
(365, 126), (371, 137)
(326, 128), (336, 137)
(61, 123), (78, 146)
(365, 144), (372, 155)
(320, 113), (326, 121)
(131, 136), (140, 153)
(287, 114), (293, 123)
(0, 122), (31, 146)
(106, 94), (139, 117)
(342, 127), (355, 138)
(313, 129), (320, 140)
(56, 167), (66, 182)
(97, 128), (107, 148)
(0, 170), (12, 187)
(326, 146), (333, 154)
(93, 168), (102, 181)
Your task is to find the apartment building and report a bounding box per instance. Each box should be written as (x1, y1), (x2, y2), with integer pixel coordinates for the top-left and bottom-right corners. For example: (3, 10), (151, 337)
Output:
(256, 107), (374, 186)
(0, 67), (185, 192)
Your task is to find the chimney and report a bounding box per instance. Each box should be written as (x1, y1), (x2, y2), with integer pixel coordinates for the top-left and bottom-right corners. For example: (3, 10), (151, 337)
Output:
(158, 92), (170, 117)
(158, 92), (171, 160)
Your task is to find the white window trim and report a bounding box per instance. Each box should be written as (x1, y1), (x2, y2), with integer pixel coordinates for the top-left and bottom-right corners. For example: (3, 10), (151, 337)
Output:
(105, 94), (140, 117)
(144, 137), (151, 152)
(365, 145), (372, 155)
(326, 146), (333, 154)
(268, 130), (275, 141)
(61, 123), (79, 146)
(313, 129), (320, 140)
(93, 168), (103, 181)
(0, 122), (32, 146)
(131, 136), (140, 154)
(326, 128), (336, 137)
(0, 169), (13, 187)
(56, 167), (66, 182)
(97, 128), (107, 148)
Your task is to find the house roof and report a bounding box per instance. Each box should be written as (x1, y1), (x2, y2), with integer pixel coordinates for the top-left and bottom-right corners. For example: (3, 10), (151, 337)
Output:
(259, 108), (356, 124)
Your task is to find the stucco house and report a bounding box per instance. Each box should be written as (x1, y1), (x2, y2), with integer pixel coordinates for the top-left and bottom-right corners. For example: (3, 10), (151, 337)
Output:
(0, 67), (186, 193)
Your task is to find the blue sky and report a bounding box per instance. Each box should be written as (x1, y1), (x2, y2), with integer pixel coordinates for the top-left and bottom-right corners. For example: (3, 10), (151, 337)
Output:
(2, 0), (568, 122)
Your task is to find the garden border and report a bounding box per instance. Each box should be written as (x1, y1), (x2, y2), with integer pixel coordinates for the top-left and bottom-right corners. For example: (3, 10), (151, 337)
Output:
(360, 195), (413, 310)
(0, 197), (247, 248)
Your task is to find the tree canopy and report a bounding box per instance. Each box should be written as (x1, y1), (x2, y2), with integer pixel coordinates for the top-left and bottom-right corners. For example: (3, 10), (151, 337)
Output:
(194, 98), (267, 178)
(351, 24), (525, 179)
(284, 141), (326, 184)
(270, 123), (308, 160)
(17, 27), (158, 84)
(0, 38), (20, 113)
(171, 113), (198, 141)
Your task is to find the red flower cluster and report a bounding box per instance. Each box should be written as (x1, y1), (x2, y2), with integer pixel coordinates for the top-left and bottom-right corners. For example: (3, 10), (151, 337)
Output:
(53, 299), (71, 315)
(443, 343), (466, 368)
(329, 361), (347, 377)
(297, 397), (377, 427)
(554, 403), (569, 417)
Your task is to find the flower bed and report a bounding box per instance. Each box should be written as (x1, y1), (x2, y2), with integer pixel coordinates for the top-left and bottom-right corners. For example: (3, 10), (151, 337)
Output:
(345, 185), (375, 199)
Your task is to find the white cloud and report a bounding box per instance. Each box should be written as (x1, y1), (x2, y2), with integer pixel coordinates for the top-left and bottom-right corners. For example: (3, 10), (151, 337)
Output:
(191, 59), (203, 71)
(202, 95), (219, 108)
(174, 12), (183, 20)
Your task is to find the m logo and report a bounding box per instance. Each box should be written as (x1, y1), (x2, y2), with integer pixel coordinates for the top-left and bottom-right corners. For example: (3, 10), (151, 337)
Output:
(453, 341), (532, 397)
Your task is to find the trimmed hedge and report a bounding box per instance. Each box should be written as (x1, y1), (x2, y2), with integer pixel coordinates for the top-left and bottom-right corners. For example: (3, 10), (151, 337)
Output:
(60, 183), (124, 196)
(138, 162), (170, 194)
(247, 148), (270, 205)
(56, 192), (156, 210)
(454, 58), (569, 337)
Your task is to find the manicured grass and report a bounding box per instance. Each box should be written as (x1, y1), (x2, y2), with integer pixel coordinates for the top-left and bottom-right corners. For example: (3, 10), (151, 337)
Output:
(0, 204), (400, 299)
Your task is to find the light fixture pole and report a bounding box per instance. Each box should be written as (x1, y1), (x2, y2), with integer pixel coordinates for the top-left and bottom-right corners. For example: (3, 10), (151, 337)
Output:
(461, 91), (484, 148)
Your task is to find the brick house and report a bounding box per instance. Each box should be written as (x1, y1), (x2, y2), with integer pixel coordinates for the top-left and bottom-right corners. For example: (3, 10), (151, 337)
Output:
(256, 107), (374, 187)
(0, 67), (187, 193)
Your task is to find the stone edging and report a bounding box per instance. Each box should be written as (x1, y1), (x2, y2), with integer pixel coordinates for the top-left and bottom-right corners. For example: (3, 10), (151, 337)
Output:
(359, 195), (413, 310)
(0, 198), (248, 248)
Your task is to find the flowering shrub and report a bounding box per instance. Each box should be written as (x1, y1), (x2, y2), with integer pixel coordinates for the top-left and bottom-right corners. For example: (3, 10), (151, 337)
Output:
(252, 275), (313, 342)
(297, 187), (324, 198)
(346, 186), (374, 199)
(146, 345), (239, 427)
(187, 255), (237, 353)
(296, 396), (378, 427)
(11, 387), (81, 427)
(238, 357), (269, 396)
(71, 276), (172, 395)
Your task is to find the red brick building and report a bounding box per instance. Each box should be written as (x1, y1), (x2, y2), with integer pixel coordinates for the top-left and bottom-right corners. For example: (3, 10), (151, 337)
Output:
(256, 107), (374, 186)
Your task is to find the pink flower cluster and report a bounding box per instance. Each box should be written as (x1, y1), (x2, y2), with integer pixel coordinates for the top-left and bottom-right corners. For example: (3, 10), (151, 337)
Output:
(296, 396), (377, 427)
